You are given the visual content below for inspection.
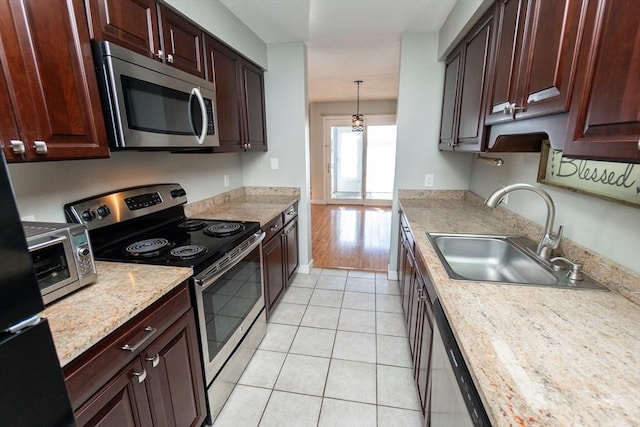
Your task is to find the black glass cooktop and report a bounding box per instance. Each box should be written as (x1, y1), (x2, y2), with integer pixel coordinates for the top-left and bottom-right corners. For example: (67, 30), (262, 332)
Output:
(94, 218), (261, 273)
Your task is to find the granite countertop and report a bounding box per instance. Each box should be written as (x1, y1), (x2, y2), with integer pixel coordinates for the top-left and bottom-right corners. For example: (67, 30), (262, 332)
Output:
(187, 194), (300, 225)
(399, 194), (640, 426)
(43, 261), (192, 367)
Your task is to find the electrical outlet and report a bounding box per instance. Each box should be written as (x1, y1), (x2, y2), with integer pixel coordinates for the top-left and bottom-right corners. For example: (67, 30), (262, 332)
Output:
(223, 175), (230, 187)
(424, 174), (434, 187)
(270, 157), (279, 170)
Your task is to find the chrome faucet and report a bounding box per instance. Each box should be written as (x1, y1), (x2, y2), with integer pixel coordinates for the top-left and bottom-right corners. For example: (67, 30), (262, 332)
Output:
(484, 183), (563, 260)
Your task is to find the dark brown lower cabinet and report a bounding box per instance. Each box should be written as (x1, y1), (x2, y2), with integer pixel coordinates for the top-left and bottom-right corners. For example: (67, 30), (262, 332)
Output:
(263, 204), (299, 317)
(398, 210), (435, 424)
(65, 283), (206, 427)
(263, 230), (286, 314)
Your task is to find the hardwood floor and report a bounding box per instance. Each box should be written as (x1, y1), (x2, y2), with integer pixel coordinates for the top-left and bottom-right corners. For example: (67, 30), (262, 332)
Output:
(311, 204), (392, 271)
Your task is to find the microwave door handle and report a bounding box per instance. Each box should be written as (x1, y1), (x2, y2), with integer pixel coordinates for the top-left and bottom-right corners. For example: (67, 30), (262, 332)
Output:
(28, 235), (67, 252)
(190, 87), (208, 145)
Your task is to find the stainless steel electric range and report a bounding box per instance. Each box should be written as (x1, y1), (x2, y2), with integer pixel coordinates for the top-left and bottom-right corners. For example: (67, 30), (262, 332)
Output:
(64, 183), (266, 424)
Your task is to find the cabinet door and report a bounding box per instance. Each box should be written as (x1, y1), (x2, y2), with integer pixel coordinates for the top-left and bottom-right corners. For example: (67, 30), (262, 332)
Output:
(415, 283), (434, 415)
(284, 217), (299, 281)
(143, 311), (206, 427)
(485, 0), (527, 124)
(241, 60), (267, 151)
(263, 234), (286, 316)
(401, 245), (415, 328)
(515, 0), (585, 120)
(204, 35), (243, 152)
(456, 11), (494, 150)
(0, 0), (109, 161)
(75, 359), (153, 427)
(438, 47), (462, 150)
(158, 5), (204, 78)
(564, 0), (640, 162)
(85, 0), (160, 59)
(0, 59), (22, 162)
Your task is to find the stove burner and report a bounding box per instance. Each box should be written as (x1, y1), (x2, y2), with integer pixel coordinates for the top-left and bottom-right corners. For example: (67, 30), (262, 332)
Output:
(170, 245), (207, 259)
(178, 219), (206, 231)
(126, 238), (171, 257)
(204, 222), (245, 237)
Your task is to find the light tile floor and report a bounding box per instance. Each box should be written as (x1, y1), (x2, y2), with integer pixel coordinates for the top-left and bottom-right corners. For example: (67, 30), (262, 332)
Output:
(212, 269), (424, 427)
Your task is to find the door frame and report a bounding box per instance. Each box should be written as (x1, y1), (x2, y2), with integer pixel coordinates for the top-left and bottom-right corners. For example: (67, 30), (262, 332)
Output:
(322, 114), (396, 206)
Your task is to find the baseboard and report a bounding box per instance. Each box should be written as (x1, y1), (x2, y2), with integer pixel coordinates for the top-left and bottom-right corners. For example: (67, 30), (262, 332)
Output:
(297, 259), (314, 274)
(387, 269), (399, 281)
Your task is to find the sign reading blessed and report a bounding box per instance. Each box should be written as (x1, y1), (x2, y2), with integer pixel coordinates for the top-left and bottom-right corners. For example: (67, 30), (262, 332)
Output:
(538, 142), (640, 209)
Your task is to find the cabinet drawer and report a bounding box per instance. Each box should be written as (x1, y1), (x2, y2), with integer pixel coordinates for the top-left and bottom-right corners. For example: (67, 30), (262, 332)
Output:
(263, 215), (284, 242)
(415, 249), (436, 304)
(63, 282), (191, 410)
(400, 214), (415, 252)
(282, 204), (298, 225)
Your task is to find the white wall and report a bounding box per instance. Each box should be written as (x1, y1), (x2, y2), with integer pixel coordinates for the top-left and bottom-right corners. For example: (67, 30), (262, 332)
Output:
(389, 32), (474, 274)
(308, 100), (398, 202)
(241, 42), (313, 271)
(164, 0), (268, 68)
(8, 152), (243, 222)
(470, 153), (640, 274)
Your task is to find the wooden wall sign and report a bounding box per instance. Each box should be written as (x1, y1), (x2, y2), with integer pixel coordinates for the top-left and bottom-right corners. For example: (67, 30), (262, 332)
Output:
(538, 142), (639, 209)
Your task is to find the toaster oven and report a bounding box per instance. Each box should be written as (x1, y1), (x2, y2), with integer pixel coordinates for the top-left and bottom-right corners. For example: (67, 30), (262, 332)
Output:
(22, 221), (97, 305)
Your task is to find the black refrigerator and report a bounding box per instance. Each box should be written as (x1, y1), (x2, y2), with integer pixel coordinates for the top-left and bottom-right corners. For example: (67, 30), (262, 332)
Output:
(0, 151), (76, 426)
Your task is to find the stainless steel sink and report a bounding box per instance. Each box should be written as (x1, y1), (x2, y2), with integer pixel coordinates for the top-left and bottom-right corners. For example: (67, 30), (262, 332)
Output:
(427, 233), (608, 290)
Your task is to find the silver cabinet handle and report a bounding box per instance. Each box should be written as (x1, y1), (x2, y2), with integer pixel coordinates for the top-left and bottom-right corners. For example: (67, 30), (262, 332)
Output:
(132, 368), (147, 383)
(34, 140), (47, 154)
(167, 54), (174, 64)
(121, 326), (157, 352)
(247, 143), (251, 150)
(146, 353), (160, 368)
(154, 50), (164, 60)
(10, 140), (25, 154)
(190, 88), (207, 145)
(270, 224), (280, 232)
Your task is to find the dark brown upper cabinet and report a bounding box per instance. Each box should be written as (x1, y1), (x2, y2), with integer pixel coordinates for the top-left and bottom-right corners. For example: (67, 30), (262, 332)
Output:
(563, 0), (640, 163)
(485, 0), (586, 125)
(86, 0), (204, 78)
(0, 0), (109, 162)
(439, 9), (495, 152)
(204, 35), (267, 153)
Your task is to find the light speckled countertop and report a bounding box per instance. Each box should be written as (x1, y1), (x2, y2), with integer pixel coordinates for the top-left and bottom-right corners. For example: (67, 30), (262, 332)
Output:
(399, 192), (640, 426)
(43, 261), (192, 367)
(186, 191), (300, 225)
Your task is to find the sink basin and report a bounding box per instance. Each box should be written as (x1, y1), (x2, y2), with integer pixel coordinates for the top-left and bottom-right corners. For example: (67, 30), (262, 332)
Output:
(427, 233), (607, 290)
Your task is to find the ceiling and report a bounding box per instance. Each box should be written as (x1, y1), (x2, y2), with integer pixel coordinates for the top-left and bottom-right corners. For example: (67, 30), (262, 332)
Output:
(219, 0), (457, 103)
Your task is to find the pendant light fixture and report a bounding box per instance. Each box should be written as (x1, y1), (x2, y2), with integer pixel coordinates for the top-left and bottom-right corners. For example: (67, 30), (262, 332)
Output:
(352, 80), (364, 132)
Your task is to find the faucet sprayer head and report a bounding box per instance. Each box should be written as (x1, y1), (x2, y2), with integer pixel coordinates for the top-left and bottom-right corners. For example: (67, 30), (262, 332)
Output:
(485, 187), (507, 208)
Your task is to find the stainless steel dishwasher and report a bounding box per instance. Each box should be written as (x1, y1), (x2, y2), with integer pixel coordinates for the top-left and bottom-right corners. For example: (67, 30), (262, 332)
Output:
(430, 298), (492, 426)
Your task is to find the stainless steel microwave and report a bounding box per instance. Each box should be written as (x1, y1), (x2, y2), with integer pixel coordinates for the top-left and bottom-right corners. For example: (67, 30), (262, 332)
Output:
(92, 41), (219, 150)
(23, 222), (97, 305)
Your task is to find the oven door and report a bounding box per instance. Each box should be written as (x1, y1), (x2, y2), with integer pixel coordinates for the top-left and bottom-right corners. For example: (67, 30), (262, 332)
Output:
(194, 233), (265, 384)
(28, 233), (79, 304)
(96, 41), (219, 149)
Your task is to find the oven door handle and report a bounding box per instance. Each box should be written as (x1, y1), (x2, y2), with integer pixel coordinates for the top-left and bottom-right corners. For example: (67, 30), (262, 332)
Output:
(194, 231), (265, 290)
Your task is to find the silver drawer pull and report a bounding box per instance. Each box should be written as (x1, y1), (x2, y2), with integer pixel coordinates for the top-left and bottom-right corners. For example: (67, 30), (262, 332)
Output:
(121, 326), (157, 352)
(132, 368), (147, 383)
(10, 140), (25, 154)
(34, 140), (47, 154)
(270, 224), (280, 231)
(146, 353), (160, 368)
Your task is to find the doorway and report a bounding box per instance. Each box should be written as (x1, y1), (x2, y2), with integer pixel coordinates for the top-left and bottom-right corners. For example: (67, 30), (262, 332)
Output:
(325, 115), (397, 205)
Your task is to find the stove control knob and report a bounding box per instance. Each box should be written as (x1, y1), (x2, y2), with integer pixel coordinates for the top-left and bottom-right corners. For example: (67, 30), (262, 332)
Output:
(96, 204), (111, 218)
(81, 209), (96, 222)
